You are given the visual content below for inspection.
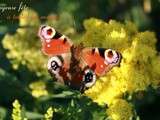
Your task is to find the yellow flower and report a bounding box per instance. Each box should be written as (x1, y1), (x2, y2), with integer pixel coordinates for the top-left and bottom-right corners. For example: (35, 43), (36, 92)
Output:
(12, 100), (22, 120)
(110, 28), (126, 39)
(19, 8), (40, 27)
(29, 81), (48, 98)
(150, 56), (160, 88)
(44, 107), (54, 120)
(107, 99), (133, 120)
(85, 74), (124, 105)
(2, 26), (48, 77)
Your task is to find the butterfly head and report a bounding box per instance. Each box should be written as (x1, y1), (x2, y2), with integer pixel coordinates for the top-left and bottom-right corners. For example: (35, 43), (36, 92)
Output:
(104, 49), (122, 66)
(39, 25), (56, 40)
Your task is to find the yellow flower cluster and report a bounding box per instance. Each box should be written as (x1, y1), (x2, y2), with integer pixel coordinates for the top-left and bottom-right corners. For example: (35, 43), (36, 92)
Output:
(83, 18), (160, 119)
(19, 9), (40, 27)
(29, 81), (48, 98)
(107, 99), (133, 120)
(44, 107), (54, 120)
(12, 100), (22, 120)
(2, 9), (48, 77)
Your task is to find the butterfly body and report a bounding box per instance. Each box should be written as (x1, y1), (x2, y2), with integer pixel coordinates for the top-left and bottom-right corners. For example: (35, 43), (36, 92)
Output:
(38, 25), (122, 92)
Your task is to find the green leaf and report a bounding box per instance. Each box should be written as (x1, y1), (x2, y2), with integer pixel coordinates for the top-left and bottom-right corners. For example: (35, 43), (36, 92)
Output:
(25, 111), (44, 119)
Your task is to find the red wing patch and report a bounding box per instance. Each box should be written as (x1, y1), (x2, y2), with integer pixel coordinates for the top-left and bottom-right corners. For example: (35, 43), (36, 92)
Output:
(42, 39), (72, 56)
(81, 48), (109, 76)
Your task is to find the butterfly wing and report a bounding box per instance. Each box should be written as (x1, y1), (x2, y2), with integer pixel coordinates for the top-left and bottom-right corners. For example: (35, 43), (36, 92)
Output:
(80, 48), (122, 76)
(41, 39), (71, 56)
(38, 25), (73, 69)
(38, 25), (73, 56)
(38, 26), (73, 85)
(47, 55), (71, 85)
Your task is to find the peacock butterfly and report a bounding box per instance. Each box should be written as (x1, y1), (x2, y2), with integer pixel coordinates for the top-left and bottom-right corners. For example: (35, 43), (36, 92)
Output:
(38, 25), (122, 92)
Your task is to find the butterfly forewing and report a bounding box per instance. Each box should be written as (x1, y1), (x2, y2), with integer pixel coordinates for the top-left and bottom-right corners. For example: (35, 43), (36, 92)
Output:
(80, 48), (110, 76)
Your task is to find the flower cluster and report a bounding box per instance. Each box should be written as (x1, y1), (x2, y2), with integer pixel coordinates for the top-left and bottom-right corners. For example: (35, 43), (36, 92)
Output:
(44, 107), (54, 120)
(29, 81), (48, 98)
(2, 9), (47, 77)
(84, 18), (160, 120)
(12, 100), (54, 120)
(12, 100), (22, 120)
(107, 99), (133, 120)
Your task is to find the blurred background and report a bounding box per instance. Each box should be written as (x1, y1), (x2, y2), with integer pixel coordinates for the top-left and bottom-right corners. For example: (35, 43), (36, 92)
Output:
(0, 0), (160, 120)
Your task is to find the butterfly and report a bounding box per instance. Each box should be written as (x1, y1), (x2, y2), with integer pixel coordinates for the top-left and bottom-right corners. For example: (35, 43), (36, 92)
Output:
(38, 25), (122, 92)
